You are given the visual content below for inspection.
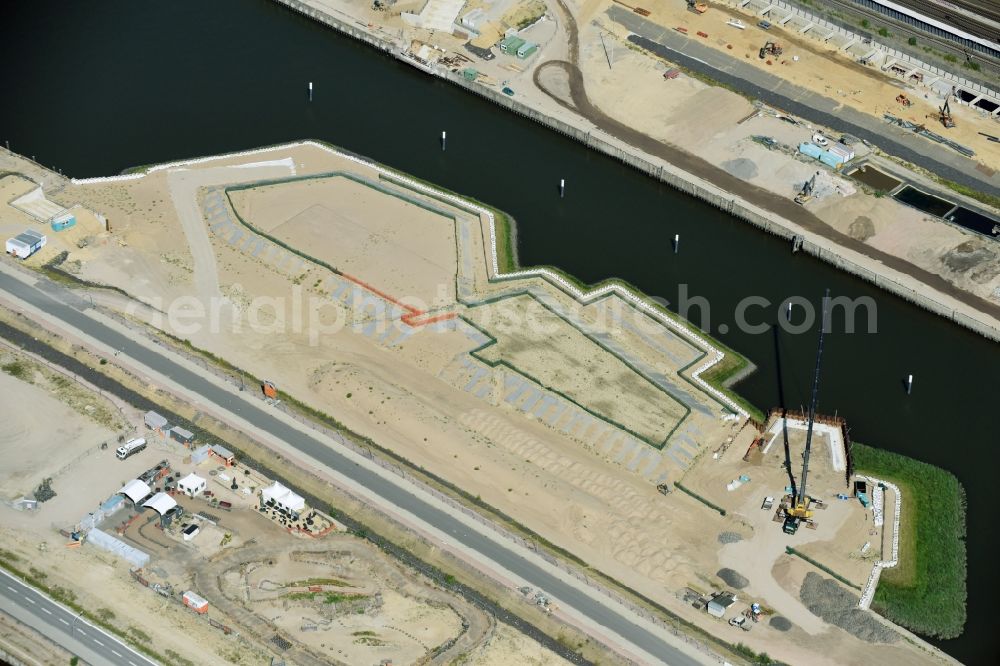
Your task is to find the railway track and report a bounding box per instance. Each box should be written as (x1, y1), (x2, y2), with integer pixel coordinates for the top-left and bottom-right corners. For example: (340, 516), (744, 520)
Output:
(809, 0), (1000, 78)
(893, 0), (1000, 42)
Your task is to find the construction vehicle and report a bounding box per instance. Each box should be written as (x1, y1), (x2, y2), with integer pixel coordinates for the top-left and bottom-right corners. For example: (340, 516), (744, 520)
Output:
(656, 483), (671, 495)
(794, 172), (817, 205)
(262, 381), (279, 405)
(758, 41), (782, 60)
(687, 0), (708, 13)
(895, 93), (913, 107)
(783, 290), (830, 536)
(939, 98), (955, 128)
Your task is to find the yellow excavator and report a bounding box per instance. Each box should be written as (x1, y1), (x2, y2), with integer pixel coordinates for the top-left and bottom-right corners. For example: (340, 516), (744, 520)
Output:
(783, 290), (829, 535)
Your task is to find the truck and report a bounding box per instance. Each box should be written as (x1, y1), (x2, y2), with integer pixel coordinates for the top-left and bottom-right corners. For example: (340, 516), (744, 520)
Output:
(116, 437), (147, 460)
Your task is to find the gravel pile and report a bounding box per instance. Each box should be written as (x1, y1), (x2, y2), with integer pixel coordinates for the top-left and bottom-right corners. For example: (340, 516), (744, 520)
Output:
(799, 572), (898, 643)
(717, 568), (749, 590)
(769, 616), (793, 632)
(717, 531), (742, 544)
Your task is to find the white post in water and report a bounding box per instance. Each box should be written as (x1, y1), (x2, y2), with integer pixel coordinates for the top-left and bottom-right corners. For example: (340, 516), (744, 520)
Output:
(560, 178), (565, 198)
(308, 81), (313, 101)
(787, 301), (793, 321)
(441, 131), (446, 151)
(673, 234), (680, 254)
(906, 374), (913, 395)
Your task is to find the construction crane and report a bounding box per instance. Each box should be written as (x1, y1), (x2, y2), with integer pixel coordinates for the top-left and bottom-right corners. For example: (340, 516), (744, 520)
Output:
(687, 0), (708, 13)
(939, 98), (956, 129)
(783, 289), (830, 535)
(794, 172), (817, 205)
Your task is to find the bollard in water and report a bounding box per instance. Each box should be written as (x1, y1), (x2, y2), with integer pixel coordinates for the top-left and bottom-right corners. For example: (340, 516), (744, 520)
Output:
(673, 234), (680, 254)
(786, 301), (792, 321)
(559, 178), (565, 198)
(308, 81), (313, 102)
(906, 374), (913, 396)
(441, 131), (446, 151)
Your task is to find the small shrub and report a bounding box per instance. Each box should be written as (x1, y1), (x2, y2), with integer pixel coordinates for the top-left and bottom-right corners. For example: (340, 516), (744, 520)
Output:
(877, 27), (890, 38)
(860, 19), (870, 28)
(908, 37), (917, 46)
(129, 625), (151, 643)
(95, 607), (116, 622)
(962, 60), (981, 72)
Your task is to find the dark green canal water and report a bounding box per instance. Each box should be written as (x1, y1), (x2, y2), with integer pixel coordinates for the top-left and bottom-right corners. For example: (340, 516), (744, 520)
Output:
(1, 1), (996, 662)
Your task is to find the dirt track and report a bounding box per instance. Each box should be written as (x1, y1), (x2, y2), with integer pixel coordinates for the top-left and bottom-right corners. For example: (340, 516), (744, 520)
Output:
(195, 539), (494, 665)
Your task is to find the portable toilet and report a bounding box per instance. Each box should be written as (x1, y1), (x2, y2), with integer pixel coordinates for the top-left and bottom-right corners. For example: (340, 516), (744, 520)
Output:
(50, 212), (76, 232)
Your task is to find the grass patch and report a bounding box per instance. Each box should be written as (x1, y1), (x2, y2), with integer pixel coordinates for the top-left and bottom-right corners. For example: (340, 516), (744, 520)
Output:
(289, 577), (349, 587)
(674, 482), (726, 516)
(853, 443), (967, 639)
(1, 360), (29, 380)
(287, 590), (366, 604)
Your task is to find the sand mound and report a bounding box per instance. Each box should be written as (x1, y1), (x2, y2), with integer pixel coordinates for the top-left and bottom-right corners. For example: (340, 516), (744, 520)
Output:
(717, 531), (742, 544)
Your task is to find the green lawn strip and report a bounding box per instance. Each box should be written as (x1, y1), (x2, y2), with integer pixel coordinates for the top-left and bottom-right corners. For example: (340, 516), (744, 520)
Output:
(852, 443), (967, 639)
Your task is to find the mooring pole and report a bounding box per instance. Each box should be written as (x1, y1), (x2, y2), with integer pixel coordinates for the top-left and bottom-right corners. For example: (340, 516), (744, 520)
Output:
(673, 234), (680, 254)
(441, 131), (446, 151)
(308, 81), (313, 101)
(906, 374), (913, 395)
(559, 178), (565, 198)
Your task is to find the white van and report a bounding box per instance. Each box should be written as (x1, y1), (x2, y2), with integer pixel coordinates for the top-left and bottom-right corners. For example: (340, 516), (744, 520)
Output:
(116, 438), (147, 460)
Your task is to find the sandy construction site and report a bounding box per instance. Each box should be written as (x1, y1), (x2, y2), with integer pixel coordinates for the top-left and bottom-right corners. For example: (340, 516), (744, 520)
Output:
(575, 7), (1000, 306)
(0, 320), (565, 665)
(0, 140), (959, 665)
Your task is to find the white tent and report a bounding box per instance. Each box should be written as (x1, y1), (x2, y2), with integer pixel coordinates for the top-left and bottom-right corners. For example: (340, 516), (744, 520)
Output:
(118, 479), (151, 504)
(260, 481), (305, 513)
(177, 473), (207, 498)
(142, 492), (178, 516)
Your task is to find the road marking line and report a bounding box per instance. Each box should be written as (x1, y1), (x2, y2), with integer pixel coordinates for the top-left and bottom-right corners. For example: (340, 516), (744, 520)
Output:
(23, 596), (35, 604)
(59, 618), (69, 625)
(112, 649), (122, 657)
(130, 661), (139, 666)
(41, 607), (52, 615)
(93, 638), (104, 646)
(5, 586), (15, 593)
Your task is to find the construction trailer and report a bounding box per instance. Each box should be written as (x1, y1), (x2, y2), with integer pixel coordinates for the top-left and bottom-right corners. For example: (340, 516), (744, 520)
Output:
(50, 212), (76, 232)
(5, 229), (46, 259)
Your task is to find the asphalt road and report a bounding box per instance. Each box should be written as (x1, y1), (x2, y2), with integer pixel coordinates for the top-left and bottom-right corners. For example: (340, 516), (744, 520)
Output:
(607, 6), (1000, 195)
(0, 271), (706, 665)
(0, 568), (156, 666)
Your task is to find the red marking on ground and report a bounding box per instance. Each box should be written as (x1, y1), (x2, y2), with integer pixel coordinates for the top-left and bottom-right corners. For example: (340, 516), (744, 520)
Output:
(339, 271), (457, 328)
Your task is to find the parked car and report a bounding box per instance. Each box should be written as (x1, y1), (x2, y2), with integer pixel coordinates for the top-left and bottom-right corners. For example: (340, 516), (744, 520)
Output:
(812, 133), (829, 146)
(758, 20), (771, 30)
(761, 496), (774, 510)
